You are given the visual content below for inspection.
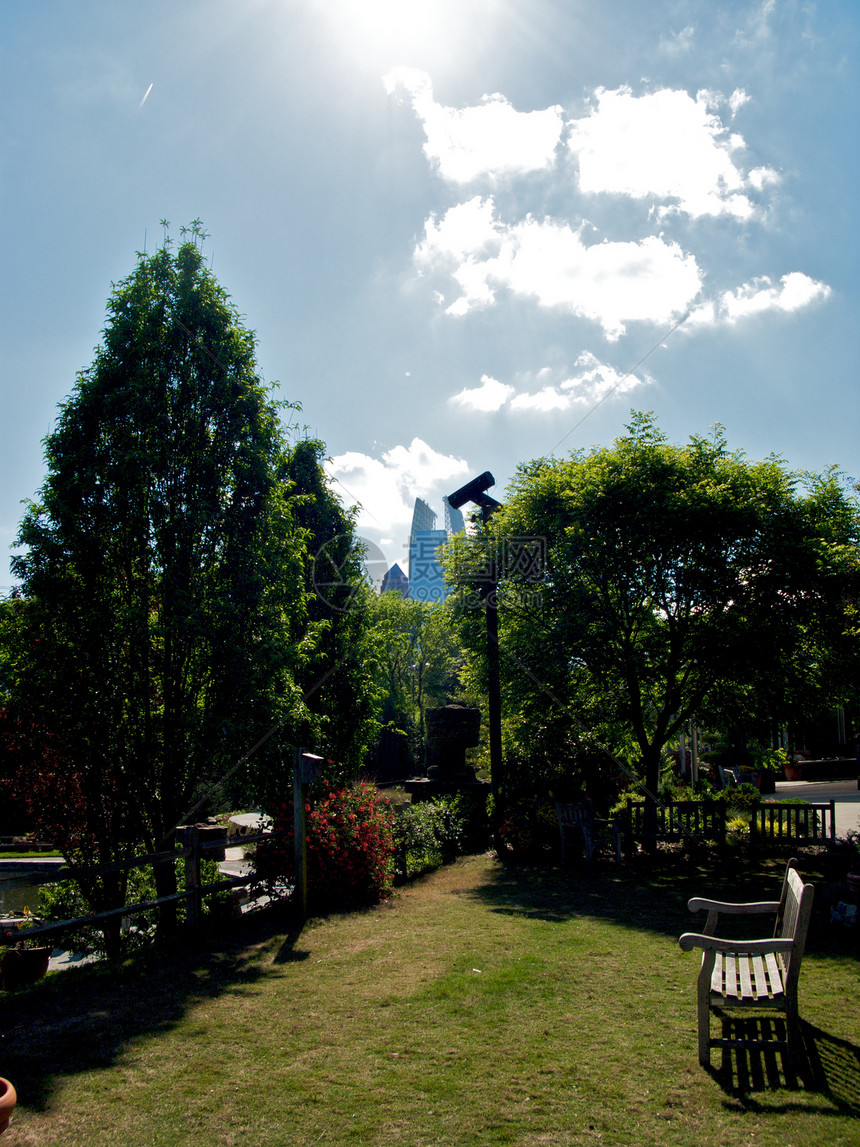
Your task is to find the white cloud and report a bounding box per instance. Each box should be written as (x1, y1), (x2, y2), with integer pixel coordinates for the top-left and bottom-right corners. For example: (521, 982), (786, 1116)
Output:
(735, 0), (777, 48)
(748, 166), (781, 191)
(729, 88), (750, 116)
(659, 25), (695, 55)
(511, 353), (650, 412)
(446, 354), (650, 416)
(719, 272), (832, 321)
(384, 67), (564, 183)
(450, 374), (515, 412)
(568, 87), (779, 219)
(326, 438), (469, 535)
(393, 76), (822, 343)
(415, 196), (702, 338)
(687, 272), (831, 326)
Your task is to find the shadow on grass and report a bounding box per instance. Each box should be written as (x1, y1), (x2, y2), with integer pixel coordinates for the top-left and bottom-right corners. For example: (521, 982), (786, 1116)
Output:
(469, 848), (782, 937)
(0, 906), (309, 1113)
(469, 848), (858, 956)
(706, 1017), (860, 1117)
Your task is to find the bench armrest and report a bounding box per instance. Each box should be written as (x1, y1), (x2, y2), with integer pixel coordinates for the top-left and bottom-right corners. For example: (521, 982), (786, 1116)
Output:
(687, 898), (780, 916)
(678, 932), (794, 955)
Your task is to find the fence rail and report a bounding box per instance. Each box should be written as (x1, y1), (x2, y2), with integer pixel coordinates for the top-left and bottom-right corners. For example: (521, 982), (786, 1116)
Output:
(0, 827), (274, 950)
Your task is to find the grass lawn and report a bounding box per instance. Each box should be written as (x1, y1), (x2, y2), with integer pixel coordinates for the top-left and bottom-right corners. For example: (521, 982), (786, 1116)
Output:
(1, 850), (858, 1146)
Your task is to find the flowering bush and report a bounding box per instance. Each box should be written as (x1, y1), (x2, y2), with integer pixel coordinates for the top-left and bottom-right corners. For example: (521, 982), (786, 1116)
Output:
(255, 782), (395, 911)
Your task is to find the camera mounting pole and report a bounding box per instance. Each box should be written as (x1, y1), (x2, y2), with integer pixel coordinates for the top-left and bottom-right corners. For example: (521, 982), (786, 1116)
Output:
(447, 473), (503, 799)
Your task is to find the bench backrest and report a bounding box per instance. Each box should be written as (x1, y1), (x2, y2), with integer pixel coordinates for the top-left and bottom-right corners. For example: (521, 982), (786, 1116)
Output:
(556, 803), (594, 830)
(774, 862), (815, 990)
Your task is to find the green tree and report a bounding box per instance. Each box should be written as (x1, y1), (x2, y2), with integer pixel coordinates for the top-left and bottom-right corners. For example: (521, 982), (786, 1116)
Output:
(6, 229), (314, 944)
(365, 591), (465, 766)
(281, 438), (379, 784)
(447, 414), (860, 815)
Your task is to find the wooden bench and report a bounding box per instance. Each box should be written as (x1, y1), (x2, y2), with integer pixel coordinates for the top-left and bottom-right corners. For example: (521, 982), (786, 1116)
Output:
(556, 803), (622, 869)
(618, 799), (726, 849)
(679, 860), (814, 1067)
(749, 801), (836, 849)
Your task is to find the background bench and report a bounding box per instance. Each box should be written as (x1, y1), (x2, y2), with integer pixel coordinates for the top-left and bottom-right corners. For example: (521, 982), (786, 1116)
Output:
(556, 803), (622, 869)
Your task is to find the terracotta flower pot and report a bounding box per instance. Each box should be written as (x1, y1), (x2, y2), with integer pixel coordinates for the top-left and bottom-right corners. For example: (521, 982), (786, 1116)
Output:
(1, 946), (51, 992)
(0, 1077), (16, 1136)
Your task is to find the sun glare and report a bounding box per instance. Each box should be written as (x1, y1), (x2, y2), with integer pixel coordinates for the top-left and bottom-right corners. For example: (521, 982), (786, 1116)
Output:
(326, 0), (455, 63)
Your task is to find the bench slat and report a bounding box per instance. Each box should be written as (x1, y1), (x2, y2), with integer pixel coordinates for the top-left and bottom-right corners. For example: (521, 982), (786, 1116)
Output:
(764, 952), (784, 998)
(724, 955), (737, 998)
(711, 953), (724, 995)
(752, 954), (769, 998)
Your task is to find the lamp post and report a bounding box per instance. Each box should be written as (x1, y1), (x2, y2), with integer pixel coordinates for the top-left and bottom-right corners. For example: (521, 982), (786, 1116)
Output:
(446, 472), (503, 799)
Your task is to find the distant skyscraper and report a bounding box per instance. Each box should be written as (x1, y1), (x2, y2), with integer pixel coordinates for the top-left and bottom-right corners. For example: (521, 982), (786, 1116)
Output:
(381, 562), (409, 597)
(411, 497), (437, 535)
(409, 529), (448, 602)
(443, 495), (465, 537)
(408, 498), (448, 603)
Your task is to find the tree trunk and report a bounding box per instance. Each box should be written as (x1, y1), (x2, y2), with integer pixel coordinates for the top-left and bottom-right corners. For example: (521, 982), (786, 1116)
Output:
(154, 829), (178, 937)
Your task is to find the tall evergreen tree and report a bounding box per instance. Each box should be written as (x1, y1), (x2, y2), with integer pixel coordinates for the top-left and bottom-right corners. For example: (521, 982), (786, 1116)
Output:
(8, 228), (314, 937)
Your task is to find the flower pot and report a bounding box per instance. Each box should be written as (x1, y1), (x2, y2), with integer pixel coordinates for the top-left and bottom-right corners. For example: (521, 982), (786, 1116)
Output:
(0, 1077), (16, 1136)
(1, 946), (51, 992)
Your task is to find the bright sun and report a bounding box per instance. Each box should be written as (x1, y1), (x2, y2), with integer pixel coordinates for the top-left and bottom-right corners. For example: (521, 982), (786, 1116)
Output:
(326, 0), (455, 62)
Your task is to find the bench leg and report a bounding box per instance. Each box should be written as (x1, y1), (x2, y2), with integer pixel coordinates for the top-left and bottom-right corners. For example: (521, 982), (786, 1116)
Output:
(785, 1000), (802, 1065)
(697, 955), (714, 1067)
(697, 999), (711, 1066)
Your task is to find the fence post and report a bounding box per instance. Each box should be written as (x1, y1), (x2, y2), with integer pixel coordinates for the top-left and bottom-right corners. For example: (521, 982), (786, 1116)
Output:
(292, 749), (324, 920)
(293, 749), (308, 920)
(184, 825), (202, 933)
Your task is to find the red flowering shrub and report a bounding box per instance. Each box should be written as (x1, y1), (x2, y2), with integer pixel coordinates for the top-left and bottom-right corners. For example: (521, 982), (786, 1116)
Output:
(255, 782), (395, 911)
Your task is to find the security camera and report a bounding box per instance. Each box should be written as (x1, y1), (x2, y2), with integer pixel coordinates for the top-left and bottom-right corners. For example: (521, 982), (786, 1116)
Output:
(447, 471), (496, 510)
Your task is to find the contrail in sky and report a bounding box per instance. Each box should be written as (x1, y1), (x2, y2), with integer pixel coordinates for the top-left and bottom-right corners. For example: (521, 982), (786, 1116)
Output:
(138, 83), (153, 110)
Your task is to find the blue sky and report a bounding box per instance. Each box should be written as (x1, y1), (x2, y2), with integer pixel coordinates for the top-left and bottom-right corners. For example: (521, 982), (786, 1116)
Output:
(1, 0), (857, 585)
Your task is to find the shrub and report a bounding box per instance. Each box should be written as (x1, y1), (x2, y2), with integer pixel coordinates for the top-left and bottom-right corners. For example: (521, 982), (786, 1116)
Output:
(390, 792), (488, 881)
(255, 782), (395, 912)
(721, 782), (761, 816)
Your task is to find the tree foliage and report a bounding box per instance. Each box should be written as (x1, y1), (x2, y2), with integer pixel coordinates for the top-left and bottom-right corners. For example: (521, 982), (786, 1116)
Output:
(447, 413), (860, 808)
(364, 591), (465, 765)
(3, 230), (370, 935)
(279, 438), (379, 785)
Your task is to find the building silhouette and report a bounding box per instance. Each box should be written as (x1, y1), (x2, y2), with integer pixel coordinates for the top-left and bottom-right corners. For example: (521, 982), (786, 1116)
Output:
(380, 562), (409, 597)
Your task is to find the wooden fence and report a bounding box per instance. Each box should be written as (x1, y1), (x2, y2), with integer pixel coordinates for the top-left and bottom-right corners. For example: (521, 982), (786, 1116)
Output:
(617, 800), (727, 847)
(0, 824), (273, 949)
(749, 800), (836, 848)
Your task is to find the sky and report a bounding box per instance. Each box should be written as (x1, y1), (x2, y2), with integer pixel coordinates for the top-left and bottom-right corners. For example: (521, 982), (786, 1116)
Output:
(1, 0), (858, 587)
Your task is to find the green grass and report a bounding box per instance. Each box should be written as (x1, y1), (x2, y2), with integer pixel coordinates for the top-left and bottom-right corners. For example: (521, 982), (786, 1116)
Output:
(1, 850), (858, 1146)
